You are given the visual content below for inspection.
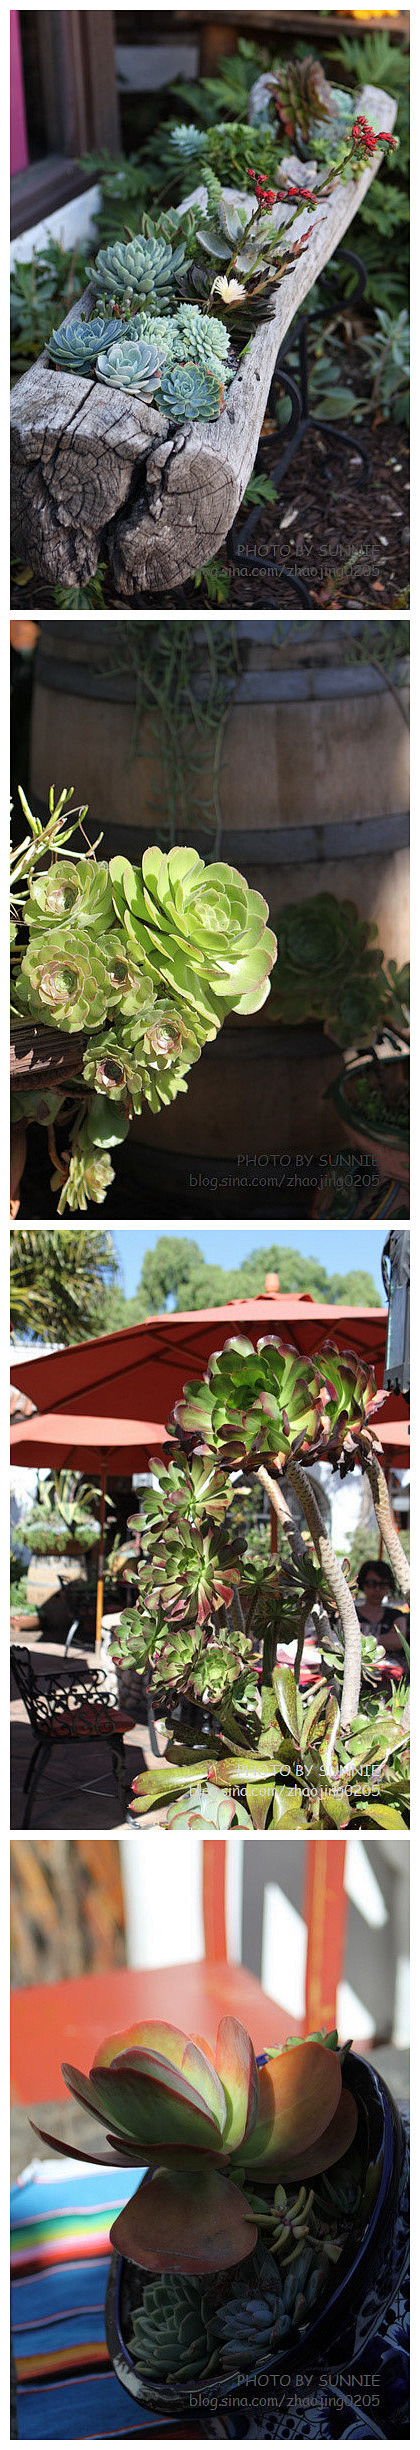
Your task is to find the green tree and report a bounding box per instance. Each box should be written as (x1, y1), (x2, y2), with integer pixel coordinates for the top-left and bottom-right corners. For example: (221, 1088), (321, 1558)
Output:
(129, 1238), (381, 1319)
(10, 1229), (120, 1344)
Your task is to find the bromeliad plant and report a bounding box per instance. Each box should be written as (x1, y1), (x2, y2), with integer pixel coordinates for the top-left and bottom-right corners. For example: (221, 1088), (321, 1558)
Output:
(30, 2015), (360, 2321)
(110, 1332), (409, 1828)
(11, 792), (276, 1216)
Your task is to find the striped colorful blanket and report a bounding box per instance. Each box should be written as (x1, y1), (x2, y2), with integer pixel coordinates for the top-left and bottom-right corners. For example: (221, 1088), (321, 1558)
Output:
(11, 2159), (178, 2439)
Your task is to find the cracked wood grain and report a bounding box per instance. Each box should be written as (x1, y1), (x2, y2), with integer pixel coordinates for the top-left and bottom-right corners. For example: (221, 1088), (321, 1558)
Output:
(10, 87), (396, 596)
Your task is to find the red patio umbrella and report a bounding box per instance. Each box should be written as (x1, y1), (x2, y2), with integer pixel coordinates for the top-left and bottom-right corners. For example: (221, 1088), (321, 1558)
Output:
(11, 1293), (407, 1434)
(11, 1412), (168, 1648)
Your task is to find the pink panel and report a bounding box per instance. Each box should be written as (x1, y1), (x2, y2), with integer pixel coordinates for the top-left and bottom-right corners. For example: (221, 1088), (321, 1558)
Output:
(11, 12), (29, 176)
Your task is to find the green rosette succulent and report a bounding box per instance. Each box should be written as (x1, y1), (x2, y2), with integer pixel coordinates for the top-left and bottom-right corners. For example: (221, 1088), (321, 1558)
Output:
(173, 1334), (384, 1474)
(47, 317), (122, 372)
(24, 859), (113, 934)
(90, 233), (187, 311)
(271, 895), (381, 1027)
(96, 339), (162, 399)
(128, 2274), (208, 2381)
(110, 847), (277, 1023)
(17, 929), (112, 1031)
(158, 361), (225, 424)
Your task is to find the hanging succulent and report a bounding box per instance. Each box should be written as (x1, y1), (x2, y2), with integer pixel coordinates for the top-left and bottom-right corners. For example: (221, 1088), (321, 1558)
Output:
(11, 794), (277, 1216)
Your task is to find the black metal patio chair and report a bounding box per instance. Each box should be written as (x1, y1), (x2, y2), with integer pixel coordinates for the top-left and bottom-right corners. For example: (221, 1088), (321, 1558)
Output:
(10, 1644), (135, 1828)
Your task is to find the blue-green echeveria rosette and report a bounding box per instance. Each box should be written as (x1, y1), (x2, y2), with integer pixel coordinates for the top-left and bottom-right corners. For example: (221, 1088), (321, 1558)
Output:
(47, 318), (123, 372)
(96, 340), (163, 400)
(110, 847), (277, 1023)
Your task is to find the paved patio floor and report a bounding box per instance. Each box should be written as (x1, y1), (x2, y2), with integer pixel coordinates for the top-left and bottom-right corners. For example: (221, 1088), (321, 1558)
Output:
(10, 1638), (167, 1832)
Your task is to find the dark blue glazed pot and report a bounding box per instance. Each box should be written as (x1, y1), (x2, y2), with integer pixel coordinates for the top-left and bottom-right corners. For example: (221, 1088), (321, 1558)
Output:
(105, 2054), (409, 2435)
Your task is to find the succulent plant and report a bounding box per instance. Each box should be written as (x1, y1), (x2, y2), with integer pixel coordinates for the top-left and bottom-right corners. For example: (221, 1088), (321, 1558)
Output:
(17, 928), (112, 1031)
(173, 1334), (384, 1476)
(52, 1148), (115, 1214)
(268, 54), (346, 149)
(271, 895), (381, 1027)
(204, 2245), (327, 2369)
(90, 233), (187, 313)
(47, 317), (122, 372)
(110, 846), (277, 1025)
(96, 339), (163, 399)
(128, 2273), (208, 2380)
(195, 192), (305, 292)
(25, 858), (113, 934)
(168, 302), (232, 377)
(165, 1786), (252, 1830)
(158, 360), (225, 423)
(131, 1665), (409, 1833)
(32, 2018), (357, 2275)
(24, 1471), (101, 1554)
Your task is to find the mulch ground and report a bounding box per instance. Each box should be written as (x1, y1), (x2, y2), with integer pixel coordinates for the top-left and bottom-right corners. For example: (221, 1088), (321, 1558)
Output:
(11, 407), (409, 616)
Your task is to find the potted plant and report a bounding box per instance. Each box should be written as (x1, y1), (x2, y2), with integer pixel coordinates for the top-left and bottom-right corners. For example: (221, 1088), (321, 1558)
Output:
(109, 1332), (409, 1831)
(270, 893), (409, 1186)
(30, 2014), (408, 2423)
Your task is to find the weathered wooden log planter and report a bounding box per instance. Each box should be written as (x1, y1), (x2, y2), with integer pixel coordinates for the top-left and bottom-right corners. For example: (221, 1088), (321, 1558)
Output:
(11, 86), (396, 599)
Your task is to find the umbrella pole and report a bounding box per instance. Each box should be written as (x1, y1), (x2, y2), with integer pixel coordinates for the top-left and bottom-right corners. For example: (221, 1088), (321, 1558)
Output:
(95, 1466), (106, 1652)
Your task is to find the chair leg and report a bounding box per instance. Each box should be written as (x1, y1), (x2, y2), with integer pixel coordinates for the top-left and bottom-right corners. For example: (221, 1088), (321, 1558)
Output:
(111, 1738), (127, 1818)
(23, 1739), (42, 1795)
(22, 1743), (51, 1829)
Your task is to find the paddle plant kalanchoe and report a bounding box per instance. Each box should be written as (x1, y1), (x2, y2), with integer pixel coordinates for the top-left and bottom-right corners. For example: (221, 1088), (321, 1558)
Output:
(31, 2016), (358, 2301)
(11, 795), (276, 1216)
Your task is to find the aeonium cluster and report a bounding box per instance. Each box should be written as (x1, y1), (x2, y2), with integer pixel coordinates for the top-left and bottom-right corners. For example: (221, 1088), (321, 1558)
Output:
(11, 801), (276, 1215)
(32, 2015), (358, 2277)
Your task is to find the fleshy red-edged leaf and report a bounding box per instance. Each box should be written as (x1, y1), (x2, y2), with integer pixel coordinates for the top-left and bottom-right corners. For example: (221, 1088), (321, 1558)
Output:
(110, 2167), (257, 2275)
(90, 2058), (222, 2152)
(93, 2020), (189, 2073)
(246, 1780), (275, 1829)
(215, 2017), (259, 2151)
(272, 2083), (358, 2181)
(29, 2119), (145, 2167)
(235, 2039), (342, 2172)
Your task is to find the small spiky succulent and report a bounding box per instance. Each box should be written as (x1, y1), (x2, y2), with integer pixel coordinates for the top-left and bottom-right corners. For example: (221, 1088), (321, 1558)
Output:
(17, 929), (112, 1031)
(110, 846), (277, 1026)
(96, 339), (163, 399)
(47, 317), (122, 372)
(158, 361), (225, 423)
(90, 233), (187, 313)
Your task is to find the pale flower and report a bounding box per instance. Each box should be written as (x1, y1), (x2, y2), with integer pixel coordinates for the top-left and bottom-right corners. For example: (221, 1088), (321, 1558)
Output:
(210, 276), (246, 305)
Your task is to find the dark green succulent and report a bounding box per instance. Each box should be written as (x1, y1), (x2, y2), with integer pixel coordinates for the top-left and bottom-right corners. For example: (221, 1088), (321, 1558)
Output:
(110, 846), (277, 1023)
(271, 895), (381, 1028)
(158, 360), (225, 423)
(47, 317), (122, 372)
(128, 2273), (208, 2381)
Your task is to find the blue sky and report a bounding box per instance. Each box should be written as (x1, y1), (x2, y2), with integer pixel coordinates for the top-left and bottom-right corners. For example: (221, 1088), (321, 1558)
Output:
(112, 1227), (386, 1302)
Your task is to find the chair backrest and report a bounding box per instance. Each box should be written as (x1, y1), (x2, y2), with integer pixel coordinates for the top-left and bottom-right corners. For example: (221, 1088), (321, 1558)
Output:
(10, 1645), (38, 1730)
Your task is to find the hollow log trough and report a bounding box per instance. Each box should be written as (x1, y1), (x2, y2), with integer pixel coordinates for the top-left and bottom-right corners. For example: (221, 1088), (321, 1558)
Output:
(10, 86), (396, 598)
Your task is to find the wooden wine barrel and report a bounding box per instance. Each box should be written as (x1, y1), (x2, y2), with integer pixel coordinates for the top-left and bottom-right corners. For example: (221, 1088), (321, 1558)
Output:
(30, 624), (409, 964)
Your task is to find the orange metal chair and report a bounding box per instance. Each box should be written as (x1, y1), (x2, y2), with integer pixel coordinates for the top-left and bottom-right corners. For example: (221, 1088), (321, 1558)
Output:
(11, 1840), (348, 2105)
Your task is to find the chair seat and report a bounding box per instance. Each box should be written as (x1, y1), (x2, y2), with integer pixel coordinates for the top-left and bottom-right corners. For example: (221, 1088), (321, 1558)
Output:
(38, 1705), (135, 1738)
(11, 1961), (302, 2104)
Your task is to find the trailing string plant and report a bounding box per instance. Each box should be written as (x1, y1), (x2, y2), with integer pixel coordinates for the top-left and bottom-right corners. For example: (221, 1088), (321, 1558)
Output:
(44, 100), (397, 419)
(31, 2013), (370, 2385)
(110, 1333), (410, 1831)
(10, 791), (276, 1217)
(92, 621), (242, 856)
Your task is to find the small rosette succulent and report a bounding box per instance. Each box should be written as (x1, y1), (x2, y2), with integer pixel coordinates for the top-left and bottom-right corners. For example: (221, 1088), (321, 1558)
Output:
(52, 1149), (115, 1214)
(110, 846), (277, 1024)
(158, 361), (225, 423)
(128, 2273), (208, 2381)
(24, 858), (113, 934)
(90, 234), (187, 311)
(173, 1335), (385, 1474)
(47, 317), (122, 372)
(271, 895), (381, 1028)
(96, 339), (162, 400)
(17, 929), (112, 1031)
(32, 2018), (357, 2277)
